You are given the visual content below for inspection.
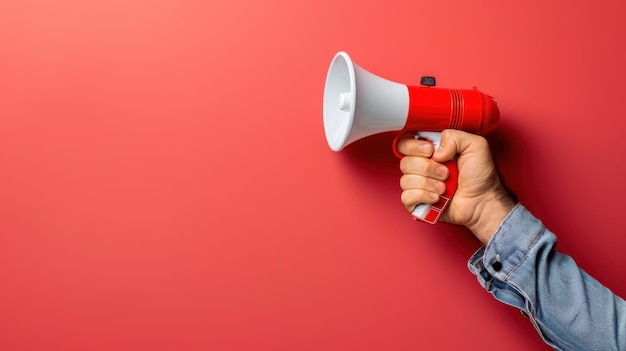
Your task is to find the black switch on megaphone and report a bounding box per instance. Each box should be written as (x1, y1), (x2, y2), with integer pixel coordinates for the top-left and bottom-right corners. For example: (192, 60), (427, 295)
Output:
(420, 76), (436, 86)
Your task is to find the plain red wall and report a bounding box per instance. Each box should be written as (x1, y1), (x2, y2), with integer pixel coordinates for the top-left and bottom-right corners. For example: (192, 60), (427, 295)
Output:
(1, 0), (625, 350)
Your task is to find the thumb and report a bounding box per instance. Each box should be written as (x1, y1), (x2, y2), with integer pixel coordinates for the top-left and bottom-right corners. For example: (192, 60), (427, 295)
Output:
(432, 129), (469, 162)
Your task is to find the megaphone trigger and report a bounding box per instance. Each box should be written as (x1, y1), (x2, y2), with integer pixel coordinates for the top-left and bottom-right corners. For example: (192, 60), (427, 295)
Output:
(391, 132), (420, 159)
(392, 131), (444, 159)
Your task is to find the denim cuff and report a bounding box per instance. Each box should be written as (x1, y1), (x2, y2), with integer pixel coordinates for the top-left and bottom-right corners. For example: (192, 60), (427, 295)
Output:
(468, 203), (546, 287)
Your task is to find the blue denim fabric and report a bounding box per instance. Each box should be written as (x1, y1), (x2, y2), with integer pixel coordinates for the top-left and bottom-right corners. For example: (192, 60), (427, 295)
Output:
(468, 204), (626, 350)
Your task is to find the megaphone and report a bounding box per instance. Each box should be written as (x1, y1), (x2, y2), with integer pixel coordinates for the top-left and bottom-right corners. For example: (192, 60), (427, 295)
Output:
(323, 51), (500, 224)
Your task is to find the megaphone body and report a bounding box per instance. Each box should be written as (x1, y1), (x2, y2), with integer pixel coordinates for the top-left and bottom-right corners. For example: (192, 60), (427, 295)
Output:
(323, 52), (500, 224)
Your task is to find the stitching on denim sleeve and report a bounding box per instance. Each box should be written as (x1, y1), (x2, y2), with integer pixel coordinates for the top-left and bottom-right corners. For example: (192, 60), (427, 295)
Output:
(503, 226), (547, 282)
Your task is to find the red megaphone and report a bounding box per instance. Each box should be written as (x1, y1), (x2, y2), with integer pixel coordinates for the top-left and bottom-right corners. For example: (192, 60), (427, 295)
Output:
(323, 51), (499, 224)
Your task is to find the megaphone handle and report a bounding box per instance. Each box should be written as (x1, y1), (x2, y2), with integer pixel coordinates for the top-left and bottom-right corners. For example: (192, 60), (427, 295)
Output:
(411, 158), (458, 224)
(402, 131), (459, 224)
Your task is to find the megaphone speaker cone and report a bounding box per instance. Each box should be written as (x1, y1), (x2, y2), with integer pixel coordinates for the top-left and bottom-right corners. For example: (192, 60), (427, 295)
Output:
(323, 52), (410, 151)
(323, 52), (356, 151)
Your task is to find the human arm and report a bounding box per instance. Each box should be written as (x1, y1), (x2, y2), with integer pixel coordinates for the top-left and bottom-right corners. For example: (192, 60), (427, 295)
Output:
(397, 130), (626, 350)
(469, 204), (626, 350)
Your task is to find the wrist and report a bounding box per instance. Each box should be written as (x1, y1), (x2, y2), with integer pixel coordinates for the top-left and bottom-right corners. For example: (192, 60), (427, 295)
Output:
(467, 185), (516, 245)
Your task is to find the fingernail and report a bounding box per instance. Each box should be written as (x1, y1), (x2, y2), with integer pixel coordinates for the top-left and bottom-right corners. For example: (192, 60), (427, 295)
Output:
(435, 182), (446, 194)
(436, 166), (447, 177)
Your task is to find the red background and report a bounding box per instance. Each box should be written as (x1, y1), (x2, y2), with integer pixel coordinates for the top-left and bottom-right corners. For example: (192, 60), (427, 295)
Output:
(1, 0), (625, 350)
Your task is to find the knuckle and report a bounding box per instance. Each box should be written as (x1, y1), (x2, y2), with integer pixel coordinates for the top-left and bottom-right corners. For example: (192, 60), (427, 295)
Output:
(421, 159), (433, 175)
(399, 157), (409, 173)
(400, 174), (427, 190)
(399, 139), (421, 156)
(401, 188), (432, 206)
(399, 174), (411, 190)
(476, 135), (488, 148)
(441, 129), (456, 142)
(400, 190), (415, 206)
(396, 138), (410, 155)
(399, 156), (416, 174)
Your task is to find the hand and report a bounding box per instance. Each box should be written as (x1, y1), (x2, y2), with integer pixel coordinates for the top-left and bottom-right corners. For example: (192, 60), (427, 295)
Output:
(398, 130), (515, 244)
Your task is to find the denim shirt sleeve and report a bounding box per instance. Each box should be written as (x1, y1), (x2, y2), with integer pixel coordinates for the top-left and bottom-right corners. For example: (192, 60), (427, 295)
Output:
(468, 204), (626, 351)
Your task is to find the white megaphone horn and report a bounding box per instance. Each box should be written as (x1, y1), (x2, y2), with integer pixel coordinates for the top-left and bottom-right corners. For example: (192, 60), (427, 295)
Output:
(323, 51), (500, 224)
